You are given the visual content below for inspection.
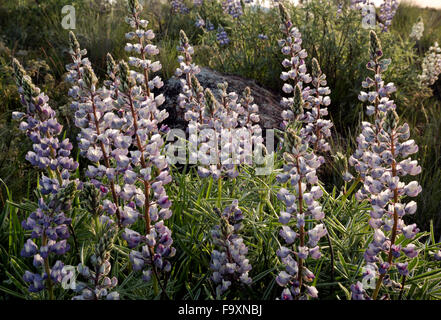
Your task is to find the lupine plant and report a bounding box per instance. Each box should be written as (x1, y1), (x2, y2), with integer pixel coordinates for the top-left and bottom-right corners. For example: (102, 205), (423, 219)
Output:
(117, 0), (175, 295)
(274, 4), (332, 300)
(409, 17), (424, 42)
(12, 59), (79, 299)
(419, 42), (441, 87)
(349, 31), (422, 300)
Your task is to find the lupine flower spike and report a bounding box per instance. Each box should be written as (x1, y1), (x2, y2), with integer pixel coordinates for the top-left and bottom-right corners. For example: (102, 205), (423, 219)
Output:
(210, 201), (252, 297)
(350, 31), (422, 300)
(73, 222), (119, 300)
(278, 3), (312, 129)
(419, 42), (441, 87)
(119, 0), (174, 295)
(409, 17), (424, 42)
(66, 32), (123, 226)
(12, 58), (79, 298)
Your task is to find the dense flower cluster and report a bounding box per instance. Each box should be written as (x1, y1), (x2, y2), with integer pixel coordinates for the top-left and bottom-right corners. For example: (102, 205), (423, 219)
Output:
(175, 31), (263, 180)
(278, 4), (312, 129)
(409, 17), (424, 41)
(170, 0), (189, 14)
(73, 224), (119, 300)
(210, 201), (252, 296)
(275, 125), (327, 299)
(216, 26), (230, 46)
(378, 0), (398, 32)
(12, 59), (78, 185)
(274, 4), (333, 300)
(302, 58), (332, 153)
(419, 42), (441, 87)
(12, 58), (79, 296)
(117, 0), (174, 289)
(66, 32), (123, 226)
(21, 183), (77, 294)
(350, 31), (422, 300)
(222, 0), (243, 19)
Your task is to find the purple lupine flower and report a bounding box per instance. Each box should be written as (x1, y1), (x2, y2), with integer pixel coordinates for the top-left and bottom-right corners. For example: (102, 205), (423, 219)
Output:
(170, 0), (189, 14)
(409, 17), (424, 41)
(278, 3), (312, 129)
(419, 42), (441, 87)
(378, 0), (398, 32)
(206, 20), (215, 31)
(210, 201), (252, 297)
(275, 126), (327, 299)
(117, 0), (174, 291)
(66, 32), (123, 226)
(274, 5), (330, 300)
(302, 58), (333, 153)
(195, 15), (205, 28)
(257, 34), (268, 40)
(72, 225), (119, 300)
(222, 0), (243, 19)
(12, 58), (79, 296)
(350, 31), (422, 300)
(216, 26), (230, 46)
(174, 32), (264, 181)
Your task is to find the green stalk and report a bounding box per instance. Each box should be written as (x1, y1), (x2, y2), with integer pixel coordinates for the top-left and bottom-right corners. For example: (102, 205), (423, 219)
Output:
(217, 178), (222, 208)
(205, 177), (214, 200)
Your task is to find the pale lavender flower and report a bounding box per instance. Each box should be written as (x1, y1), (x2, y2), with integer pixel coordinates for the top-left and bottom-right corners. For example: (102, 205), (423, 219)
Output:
(378, 0), (398, 32)
(278, 4), (312, 129)
(210, 201), (252, 296)
(350, 31), (422, 299)
(117, 0), (174, 291)
(222, 0), (243, 19)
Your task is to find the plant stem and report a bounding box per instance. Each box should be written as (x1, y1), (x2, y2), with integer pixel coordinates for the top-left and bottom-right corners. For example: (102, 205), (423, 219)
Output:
(42, 234), (54, 300)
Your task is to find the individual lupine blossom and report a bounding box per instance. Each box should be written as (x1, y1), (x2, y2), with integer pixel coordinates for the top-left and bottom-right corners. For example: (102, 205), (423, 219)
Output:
(222, 0), (243, 19)
(257, 34), (268, 40)
(210, 201), (252, 296)
(302, 58), (333, 153)
(409, 17), (424, 41)
(419, 42), (441, 87)
(193, 0), (203, 6)
(275, 125), (327, 300)
(336, 2), (343, 18)
(67, 33), (124, 226)
(116, 0), (174, 285)
(72, 225), (119, 300)
(349, 32), (422, 300)
(378, 0), (398, 32)
(195, 14), (205, 28)
(278, 3), (312, 129)
(170, 0), (189, 14)
(216, 26), (230, 46)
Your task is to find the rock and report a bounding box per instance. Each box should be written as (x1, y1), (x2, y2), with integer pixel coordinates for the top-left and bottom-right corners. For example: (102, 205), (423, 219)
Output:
(161, 67), (283, 129)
